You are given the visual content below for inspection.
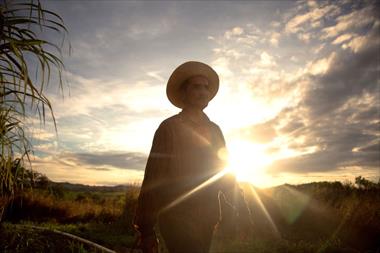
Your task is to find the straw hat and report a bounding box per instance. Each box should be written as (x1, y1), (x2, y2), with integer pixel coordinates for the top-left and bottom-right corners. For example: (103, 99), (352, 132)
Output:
(166, 61), (219, 108)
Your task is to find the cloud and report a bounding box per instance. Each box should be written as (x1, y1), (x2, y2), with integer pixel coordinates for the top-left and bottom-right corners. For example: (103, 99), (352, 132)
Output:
(279, 120), (305, 135)
(61, 151), (147, 171)
(267, 150), (347, 173)
(224, 26), (244, 39)
(306, 52), (336, 75)
(283, 1), (378, 50)
(269, 32), (281, 47)
(86, 167), (111, 171)
(285, 3), (340, 34)
(211, 57), (234, 79)
(146, 71), (165, 82)
(332, 33), (355, 45)
(37, 0), (379, 185)
(303, 31), (379, 118)
(266, 100), (379, 174)
(320, 5), (376, 39)
(239, 121), (277, 144)
(127, 18), (173, 40)
(342, 35), (371, 53)
(260, 52), (276, 67)
(264, 4), (380, 174)
(34, 151), (147, 171)
(53, 72), (170, 117)
(297, 32), (312, 43)
(356, 142), (380, 153)
(38, 71), (177, 154)
(207, 1), (380, 178)
(31, 152), (145, 185)
(212, 48), (243, 60)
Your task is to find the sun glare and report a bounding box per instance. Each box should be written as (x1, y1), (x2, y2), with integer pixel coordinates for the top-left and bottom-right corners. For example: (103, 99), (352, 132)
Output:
(223, 139), (273, 187)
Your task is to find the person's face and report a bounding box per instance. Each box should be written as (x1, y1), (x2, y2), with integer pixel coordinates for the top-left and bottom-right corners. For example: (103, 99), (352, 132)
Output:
(182, 75), (211, 110)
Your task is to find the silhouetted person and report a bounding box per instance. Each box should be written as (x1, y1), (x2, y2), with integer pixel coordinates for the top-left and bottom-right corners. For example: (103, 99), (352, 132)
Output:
(134, 61), (252, 253)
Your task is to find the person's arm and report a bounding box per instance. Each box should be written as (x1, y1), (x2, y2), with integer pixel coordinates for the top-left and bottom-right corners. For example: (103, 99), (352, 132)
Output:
(219, 173), (253, 225)
(134, 122), (172, 238)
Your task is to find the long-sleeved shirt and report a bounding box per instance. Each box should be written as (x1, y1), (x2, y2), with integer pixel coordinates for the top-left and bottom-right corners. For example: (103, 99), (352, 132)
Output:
(134, 111), (242, 235)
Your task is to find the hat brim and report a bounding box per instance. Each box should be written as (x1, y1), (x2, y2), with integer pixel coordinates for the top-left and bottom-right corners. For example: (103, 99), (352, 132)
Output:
(166, 61), (219, 108)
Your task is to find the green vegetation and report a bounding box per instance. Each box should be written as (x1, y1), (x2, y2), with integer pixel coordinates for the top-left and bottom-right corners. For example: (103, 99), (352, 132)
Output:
(1, 177), (139, 252)
(0, 174), (379, 252)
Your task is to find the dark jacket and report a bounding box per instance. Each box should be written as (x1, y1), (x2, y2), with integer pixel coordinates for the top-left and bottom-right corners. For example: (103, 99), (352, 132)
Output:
(134, 111), (243, 236)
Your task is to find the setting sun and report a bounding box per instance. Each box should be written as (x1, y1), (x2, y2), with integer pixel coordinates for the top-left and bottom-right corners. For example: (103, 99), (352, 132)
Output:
(222, 139), (273, 187)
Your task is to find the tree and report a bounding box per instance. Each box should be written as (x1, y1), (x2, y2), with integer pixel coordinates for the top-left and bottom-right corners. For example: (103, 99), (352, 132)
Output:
(355, 176), (377, 190)
(0, 0), (69, 221)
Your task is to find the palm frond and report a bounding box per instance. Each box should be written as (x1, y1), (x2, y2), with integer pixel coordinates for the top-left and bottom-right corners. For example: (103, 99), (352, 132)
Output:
(1, 0), (69, 214)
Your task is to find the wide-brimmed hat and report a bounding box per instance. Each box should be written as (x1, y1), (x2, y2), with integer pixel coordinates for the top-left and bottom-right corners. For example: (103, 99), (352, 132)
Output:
(166, 61), (219, 108)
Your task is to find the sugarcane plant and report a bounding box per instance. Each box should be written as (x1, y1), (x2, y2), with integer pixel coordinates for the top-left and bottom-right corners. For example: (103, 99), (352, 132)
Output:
(0, 0), (69, 222)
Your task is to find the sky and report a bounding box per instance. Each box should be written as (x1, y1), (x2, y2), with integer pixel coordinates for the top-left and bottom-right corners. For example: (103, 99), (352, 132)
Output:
(29, 0), (379, 188)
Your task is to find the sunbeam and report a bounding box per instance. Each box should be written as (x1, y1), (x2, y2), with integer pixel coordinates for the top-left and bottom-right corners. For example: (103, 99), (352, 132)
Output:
(159, 169), (228, 214)
(280, 185), (311, 224)
(248, 185), (281, 238)
(184, 123), (212, 146)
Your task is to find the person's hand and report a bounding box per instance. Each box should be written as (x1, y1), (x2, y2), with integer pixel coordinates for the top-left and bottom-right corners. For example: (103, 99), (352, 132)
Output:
(139, 233), (159, 253)
(238, 217), (254, 240)
(236, 207), (254, 241)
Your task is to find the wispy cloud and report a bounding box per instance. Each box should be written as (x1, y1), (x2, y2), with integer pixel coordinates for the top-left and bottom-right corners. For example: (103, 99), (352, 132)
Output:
(285, 3), (340, 34)
(31, 151), (146, 185)
(320, 5), (376, 39)
(58, 151), (147, 171)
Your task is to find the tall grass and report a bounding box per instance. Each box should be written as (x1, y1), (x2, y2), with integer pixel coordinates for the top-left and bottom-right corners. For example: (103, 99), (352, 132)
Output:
(1, 179), (379, 252)
(2, 183), (139, 251)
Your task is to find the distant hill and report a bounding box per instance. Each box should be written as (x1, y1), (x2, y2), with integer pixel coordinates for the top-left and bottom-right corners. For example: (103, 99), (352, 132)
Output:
(49, 181), (136, 192)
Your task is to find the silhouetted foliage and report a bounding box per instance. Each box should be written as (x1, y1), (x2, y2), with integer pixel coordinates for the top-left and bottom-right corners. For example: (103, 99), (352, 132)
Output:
(0, 0), (69, 222)
(355, 175), (379, 189)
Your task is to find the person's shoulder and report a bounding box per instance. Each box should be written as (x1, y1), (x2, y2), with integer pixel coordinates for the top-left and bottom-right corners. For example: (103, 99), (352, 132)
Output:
(153, 114), (181, 137)
(209, 119), (222, 131)
(209, 120), (220, 127)
(200, 112), (221, 130)
(158, 114), (181, 129)
(208, 119), (225, 143)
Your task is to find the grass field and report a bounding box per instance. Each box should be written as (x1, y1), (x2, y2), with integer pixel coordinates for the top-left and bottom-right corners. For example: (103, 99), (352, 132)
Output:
(1, 178), (379, 253)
